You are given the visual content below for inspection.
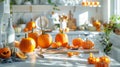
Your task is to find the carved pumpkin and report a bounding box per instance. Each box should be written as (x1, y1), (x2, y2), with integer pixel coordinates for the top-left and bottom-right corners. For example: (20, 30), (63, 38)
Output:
(37, 31), (52, 48)
(19, 33), (36, 53)
(82, 39), (94, 49)
(26, 19), (36, 31)
(88, 53), (96, 64)
(55, 30), (68, 47)
(28, 29), (39, 48)
(72, 38), (84, 47)
(0, 47), (11, 59)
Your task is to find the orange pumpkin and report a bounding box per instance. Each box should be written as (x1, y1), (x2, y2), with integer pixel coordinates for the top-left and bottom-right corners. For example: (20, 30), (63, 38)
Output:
(82, 39), (94, 49)
(65, 44), (71, 49)
(55, 32), (68, 47)
(23, 28), (28, 32)
(37, 31), (52, 48)
(95, 57), (109, 67)
(92, 20), (101, 27)
(0, 47), (11, 59)
(28, 29), (39, 48)
(72, 38), (84, 47)
(14, 40), (20, 48)
(67, 52), (74, 57)
(51, 42), (61, 49)
(26, 19), (36, 31)
(88, 53), (96, 64)
(19, 33), (36, 53)
(100, 56), (110, 63)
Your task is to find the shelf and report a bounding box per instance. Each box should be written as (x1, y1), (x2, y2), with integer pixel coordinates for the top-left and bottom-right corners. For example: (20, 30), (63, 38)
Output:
(12, 5), (83, 13)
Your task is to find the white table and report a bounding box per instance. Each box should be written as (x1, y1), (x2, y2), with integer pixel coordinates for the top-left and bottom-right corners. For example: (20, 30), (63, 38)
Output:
(0, 49), (120, 67)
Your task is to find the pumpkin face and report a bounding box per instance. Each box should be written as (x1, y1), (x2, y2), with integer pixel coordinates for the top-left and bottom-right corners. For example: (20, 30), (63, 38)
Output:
(55, 33), (68, 47)
(82, 39), (94, 49)
(0, 47), (11, 59)
(26, 20), (36, 31)
(28, 31), (39, 48)
(88, 53), (96, 64)
(37, 33), (52, 48)
(19, 37), (36, 53)
(72, 38), (84, 47)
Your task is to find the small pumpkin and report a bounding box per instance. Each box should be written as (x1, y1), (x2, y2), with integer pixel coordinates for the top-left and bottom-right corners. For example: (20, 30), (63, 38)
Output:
(14, 40), (20, 48)
(95, 56), (109, 67)
(28, 29), (39, 48)
(51, 42), (61, 49)
(37, 30), (52, 48)
(19, 33), (36, 53)
(88, 53), (96, 64)
(16, 51), (27, 59)
(72, 38), (84, 47)
(67, 52), (74, 57)
(0, 47), (11, 59)
(26, 19), (36, 31)
(100, 56), (110, 63)
(82, 39), (94, 49)
(23, 28), (28, 32)
(55, 29), (68, 47)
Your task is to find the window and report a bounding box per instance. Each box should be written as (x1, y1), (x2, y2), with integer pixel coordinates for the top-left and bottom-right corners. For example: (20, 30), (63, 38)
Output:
(113, 0), (120, 15)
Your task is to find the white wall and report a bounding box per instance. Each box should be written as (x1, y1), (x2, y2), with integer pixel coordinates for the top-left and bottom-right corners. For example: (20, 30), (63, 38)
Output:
(12, 0), (103, 29)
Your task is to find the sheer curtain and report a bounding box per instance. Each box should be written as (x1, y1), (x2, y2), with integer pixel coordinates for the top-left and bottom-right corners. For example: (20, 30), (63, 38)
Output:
(114, 0), (120, 15)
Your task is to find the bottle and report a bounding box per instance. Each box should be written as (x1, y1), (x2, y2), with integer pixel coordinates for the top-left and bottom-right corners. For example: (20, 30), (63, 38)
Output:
(6, 17), (15, 48)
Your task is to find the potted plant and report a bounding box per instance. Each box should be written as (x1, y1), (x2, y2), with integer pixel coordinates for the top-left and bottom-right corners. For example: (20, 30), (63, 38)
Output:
(100, 15), (120, 55)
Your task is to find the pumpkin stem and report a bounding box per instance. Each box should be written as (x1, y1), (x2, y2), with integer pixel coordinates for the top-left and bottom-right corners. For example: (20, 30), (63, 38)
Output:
(25, 33), (28, 38)
(41, 30), (46, 35)
(59, 29), (64, 34)
(31, 28), (34, 33)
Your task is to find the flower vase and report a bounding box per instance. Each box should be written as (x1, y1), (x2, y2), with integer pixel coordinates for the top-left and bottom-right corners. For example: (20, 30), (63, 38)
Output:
(60, 21), (67, 30)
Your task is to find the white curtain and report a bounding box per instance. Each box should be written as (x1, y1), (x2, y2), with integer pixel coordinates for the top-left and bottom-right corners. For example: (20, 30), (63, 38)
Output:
(114, 0), (120, 15)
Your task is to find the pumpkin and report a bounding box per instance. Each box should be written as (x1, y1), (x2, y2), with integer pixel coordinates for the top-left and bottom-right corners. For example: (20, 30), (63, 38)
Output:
(51, 42), (61, 49)
(65, 44), (71, 49)
(100, 56), (110, 63)
(67, 52), (74, 57)
(72, 38), (84, 47)
(71, 45), (79, 50)
(19, 33), (36, 53)
(88, 53), (96, 64)
(37, 31), (52, 48)
(82, 39), (94, 49)
(92, 20), (101, 31)
(28, 29), (39, 48)
(26, 19), (36, 31)
(16, 51), (27, 59)
(23, 28), (28, 32)
(14, 40), (20, 48)
(95, 57), (109, 67)
(55, 30), (68, 47)
(0, 47), (11, 59)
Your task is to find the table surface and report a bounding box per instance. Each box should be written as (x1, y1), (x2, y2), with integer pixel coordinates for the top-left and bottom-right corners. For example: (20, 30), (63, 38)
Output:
(0, 48), (120, 67)
(3, 31), (119, 67)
